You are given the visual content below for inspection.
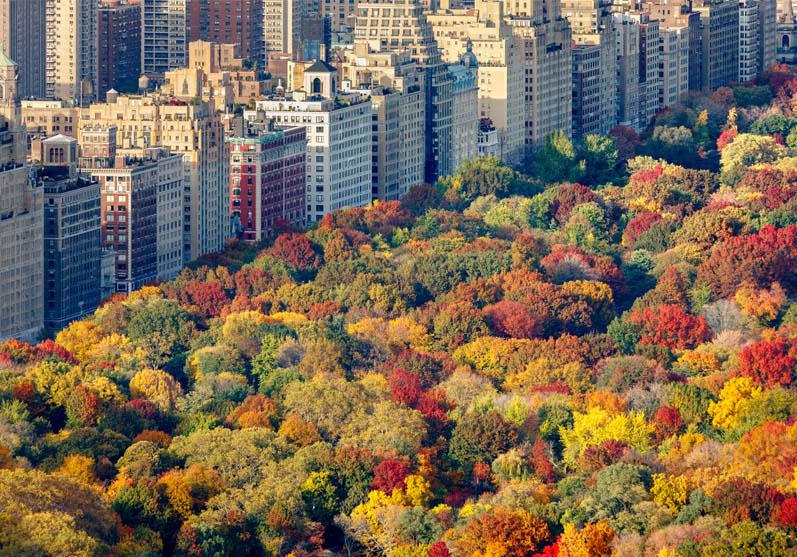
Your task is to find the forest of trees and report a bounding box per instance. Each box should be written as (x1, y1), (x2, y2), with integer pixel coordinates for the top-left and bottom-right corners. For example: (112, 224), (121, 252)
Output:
(4, 66), (797, 556)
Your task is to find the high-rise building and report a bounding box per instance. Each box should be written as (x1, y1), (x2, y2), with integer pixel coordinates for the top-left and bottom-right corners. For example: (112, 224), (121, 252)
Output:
(635, 13), (661, 126)
(659, 22), (690, 107)
(355, 0), (454, 181)
(45, 0), (98, 102)
(187, 0), (263, 63)
(507, 0), (574, 147)
(759, 0), (777, 72)
(693, 0), (739, 90)
(429, 0), (526, 162)
(264, 0), (303, 60)
(257, 63), (373, 222)
(0, 0), (46, 98)
(228, 117), (306, 241)
(98, 0), (142, 95)
(644, 0), (701, 91)
(80, 127), (184, 290)
(740, 0), (761, 81)
(80, 94), (229, 263)
(0, 51), (43, 340)
(322, 0), (358, 31)
(572, 43), (602, 138)
(448, 58), (479, 171)
(339, 43), (427, 199)
(142, 0), (188, 78)
(563, 0), (618, 134)
(613, 13), (641, 129)
(38, 135), (101, 332)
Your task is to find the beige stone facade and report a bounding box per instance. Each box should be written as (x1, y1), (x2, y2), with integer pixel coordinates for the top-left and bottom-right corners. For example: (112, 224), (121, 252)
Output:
(339, 44), (427, 200)
(79, 94), (229, 262)
(429, 0), (525, 162)
(45, 0), (98, 102)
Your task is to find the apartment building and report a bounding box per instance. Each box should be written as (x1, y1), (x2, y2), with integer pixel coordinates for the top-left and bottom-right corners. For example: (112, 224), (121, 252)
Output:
(38, 135), (101, 332)
(659, 23), (690, 107)
(21, 100), (81, 158)
(257, 63), (373, 222)
(98, 0), (142, 95)
(563, 0), (618, 134)
(228, 119), (306, 240)
(693, 0), (739, 90)
(0, 55), (42, 340)
(142, 0), (188, 78)
(80, 94), (229, 262)
(429, 0), (526, 163)
(614, 13), (641, 129)
(0, 0), (46, 98)
(80, 129), (184, 291)
(264, 0), (303, 59)
(507, 7), (574, 147)
(339, 43), (427, 200)
(448, 59), (479, 171)
(187, 0), (263, 63)
(572, 43), (602, 138)
(355, 0), (453, 181)
(45, 0), (98, 102)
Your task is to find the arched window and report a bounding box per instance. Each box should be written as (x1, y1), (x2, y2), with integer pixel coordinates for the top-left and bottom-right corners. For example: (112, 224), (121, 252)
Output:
(312, 77), (322, 94)
(784, 35), (791, 49)
(182, 80), (189, 95)
(0, 84), (5, 100)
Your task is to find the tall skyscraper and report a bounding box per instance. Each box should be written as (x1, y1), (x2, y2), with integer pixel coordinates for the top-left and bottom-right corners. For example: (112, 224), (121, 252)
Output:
(0, 0), (46, 98)
(187, 0), (264, 63)
(0, 51), (43, 340)
(429, 0), (526, 163)
(142, 0), (188, 78)
(45, 0), (98, 102)
(98, 0), (143, 95)
(355, 0), (453, 180)
(448, 57), (479, 171)
(38, 135), (102, 331)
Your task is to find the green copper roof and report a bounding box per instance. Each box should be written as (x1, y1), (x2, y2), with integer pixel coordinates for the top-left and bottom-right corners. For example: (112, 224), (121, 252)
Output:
(0, 48), (15, 67)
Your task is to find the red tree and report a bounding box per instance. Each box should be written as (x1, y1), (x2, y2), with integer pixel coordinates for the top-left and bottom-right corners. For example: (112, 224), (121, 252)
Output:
(371, 458), (410, 493)
(716, 127), (738, 152)
(628, 304), (712, 350)
(530, 439), (555, 483)
(269, 233), (321, 270)
(182, 280), (229, 317)
(622, 212), (662, 246)
(483, 300), (543, 339)
(778, 497), (797, 528)
(739, 337), (795, 388)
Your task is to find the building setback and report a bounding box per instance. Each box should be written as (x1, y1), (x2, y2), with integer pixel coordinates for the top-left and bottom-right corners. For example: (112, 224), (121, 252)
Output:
(38, 135), (101, 331)
(229, 122), (306, 241)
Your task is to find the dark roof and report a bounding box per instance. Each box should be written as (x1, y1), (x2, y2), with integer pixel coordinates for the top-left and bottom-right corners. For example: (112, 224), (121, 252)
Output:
(305, 60), (337, 73)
